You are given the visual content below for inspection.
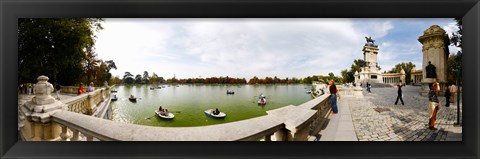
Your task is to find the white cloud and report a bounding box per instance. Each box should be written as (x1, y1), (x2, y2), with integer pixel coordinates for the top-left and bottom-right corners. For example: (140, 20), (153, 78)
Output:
(94, 18), (455, 80)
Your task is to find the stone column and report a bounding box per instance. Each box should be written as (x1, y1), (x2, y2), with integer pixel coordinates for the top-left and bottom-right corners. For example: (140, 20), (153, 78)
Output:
(18, 76), (66, 141)
(274, 128), (288, 141)
(418, 25), (449, 96)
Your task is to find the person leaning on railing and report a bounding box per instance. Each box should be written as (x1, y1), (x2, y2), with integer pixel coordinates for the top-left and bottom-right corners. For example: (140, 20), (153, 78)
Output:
(87, 82), (95, 92)
(77, 83), (86, 95)
(329, 80), (339, 114)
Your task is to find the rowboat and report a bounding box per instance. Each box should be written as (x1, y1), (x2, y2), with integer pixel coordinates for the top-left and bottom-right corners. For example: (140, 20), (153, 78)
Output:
(111, 95), (118, 101)
(204, 109), (226, 118)
(155, 110), (175, 120)
(258, 99), (267, 105)
(129, 97), (137, 102)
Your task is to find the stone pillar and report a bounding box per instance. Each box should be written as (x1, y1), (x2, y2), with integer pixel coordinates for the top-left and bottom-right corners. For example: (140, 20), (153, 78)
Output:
(274, 129), (288, 141)
(87, 93), (95, 115)
(418, 25), (449, 96)
(265, 134), (272, 141)
(19, 76), (66, 141)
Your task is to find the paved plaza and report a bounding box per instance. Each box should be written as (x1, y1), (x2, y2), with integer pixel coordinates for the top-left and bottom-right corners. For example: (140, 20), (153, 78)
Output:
(18, 93), (77, 107)
(318, 86), (462, 141)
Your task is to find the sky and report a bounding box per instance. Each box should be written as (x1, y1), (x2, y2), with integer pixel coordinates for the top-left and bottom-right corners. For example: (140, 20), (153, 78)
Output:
(94, 18), (459, 80)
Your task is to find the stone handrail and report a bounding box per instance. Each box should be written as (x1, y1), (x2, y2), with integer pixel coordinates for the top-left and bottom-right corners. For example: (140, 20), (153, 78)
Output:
(62, 87), (109, 115)
(49, 93), (332, 141)
(51, 110), (286, 141)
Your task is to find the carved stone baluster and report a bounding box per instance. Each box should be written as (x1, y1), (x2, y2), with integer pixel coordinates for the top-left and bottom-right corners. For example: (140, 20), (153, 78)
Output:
(265, 134), (272, 141)
(70, 129), (81, 141)
(85, 134), (94, 141)
(59, 125), (71, 141)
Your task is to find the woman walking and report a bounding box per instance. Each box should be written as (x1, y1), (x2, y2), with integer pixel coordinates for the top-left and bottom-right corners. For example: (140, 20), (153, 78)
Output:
(329, 80), (339, 114)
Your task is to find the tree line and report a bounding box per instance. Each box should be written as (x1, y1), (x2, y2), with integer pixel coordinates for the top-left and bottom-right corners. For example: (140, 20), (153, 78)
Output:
(18, 18), (116, 86)
(111, 72), (342, 85)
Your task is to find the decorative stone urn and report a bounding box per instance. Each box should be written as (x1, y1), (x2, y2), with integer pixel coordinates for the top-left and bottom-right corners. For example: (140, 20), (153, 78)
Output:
(31, 76), (55, 105)
(19, 75), (65, 141)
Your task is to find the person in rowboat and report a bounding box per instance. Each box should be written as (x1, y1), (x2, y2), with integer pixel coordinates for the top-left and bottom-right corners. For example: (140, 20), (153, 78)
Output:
(258, 93), (265, 99)
(213, 108), (220, 115)
(158, 106), (163, 112)
(163, 109), (169, 116)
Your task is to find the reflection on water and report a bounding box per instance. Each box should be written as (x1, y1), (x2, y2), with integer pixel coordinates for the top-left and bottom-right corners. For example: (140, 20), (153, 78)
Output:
(111, 84), (313, 127)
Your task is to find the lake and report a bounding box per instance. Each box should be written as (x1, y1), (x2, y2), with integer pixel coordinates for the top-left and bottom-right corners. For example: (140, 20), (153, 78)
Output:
(111, 84), (313, 127)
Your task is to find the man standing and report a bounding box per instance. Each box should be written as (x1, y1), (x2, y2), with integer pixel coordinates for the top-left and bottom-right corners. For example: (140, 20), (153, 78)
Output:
(366, 82), (371, 93)
(444, 85), (451, 107)
(394, 85), (404, 105)
(428, 83), (440, 130)
(449, 83), (457, 103)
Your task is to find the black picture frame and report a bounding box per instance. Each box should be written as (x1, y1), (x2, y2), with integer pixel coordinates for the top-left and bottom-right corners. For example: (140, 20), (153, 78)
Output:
(1, 0), (479, 158)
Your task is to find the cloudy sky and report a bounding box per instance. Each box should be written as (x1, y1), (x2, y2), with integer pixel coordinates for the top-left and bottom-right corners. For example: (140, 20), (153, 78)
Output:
(94, 18), (459, 79)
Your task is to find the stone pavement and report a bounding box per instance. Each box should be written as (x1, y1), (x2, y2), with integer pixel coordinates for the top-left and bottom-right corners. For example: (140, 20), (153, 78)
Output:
(318, 97), (357, 141)
(317, 86), (462, 141)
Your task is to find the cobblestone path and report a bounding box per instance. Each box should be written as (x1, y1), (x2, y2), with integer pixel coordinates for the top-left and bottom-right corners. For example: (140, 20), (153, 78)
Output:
(347, 86), (462, 141)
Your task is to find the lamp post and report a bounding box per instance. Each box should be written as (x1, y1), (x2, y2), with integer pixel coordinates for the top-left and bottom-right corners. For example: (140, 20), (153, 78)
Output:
(454, 67), (461, 126)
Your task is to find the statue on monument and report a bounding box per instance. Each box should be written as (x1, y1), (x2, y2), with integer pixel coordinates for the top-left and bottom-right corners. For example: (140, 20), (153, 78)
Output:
(425, 61), (437, 78)
(365, 36), (375, 44)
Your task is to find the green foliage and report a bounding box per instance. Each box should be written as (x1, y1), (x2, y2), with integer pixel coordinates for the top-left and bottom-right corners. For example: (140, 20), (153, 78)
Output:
(388, 62), (416, 84)
(150, 73), (159, 84)
(448, 18), (462, 84)
(135, 74), (142, 84)
(123, 72), (134, 84)
(447, 51), (462, 84)
(142, 71), (150, 84)
(18, 18), (104, 85)
(18, 18), (113, 86)
(341, 59), (364, 83)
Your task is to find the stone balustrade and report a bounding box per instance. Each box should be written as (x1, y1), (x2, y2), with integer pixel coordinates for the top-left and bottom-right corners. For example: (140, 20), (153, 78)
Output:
(61, 87), (110, 115)
(47, 93), (332, 141)
(20, 76), (332, 141)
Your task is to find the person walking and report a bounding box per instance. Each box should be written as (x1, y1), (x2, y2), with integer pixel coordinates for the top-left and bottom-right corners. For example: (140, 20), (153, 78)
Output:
(366, 82), (371, 92)
(449, 83), (457, 103)
(394, 84), (404, 105)
(444, 85), (451, 107)
(428, 83), (440, 130)
(329, 80), (339, 114)
(55, 83), (62, 100)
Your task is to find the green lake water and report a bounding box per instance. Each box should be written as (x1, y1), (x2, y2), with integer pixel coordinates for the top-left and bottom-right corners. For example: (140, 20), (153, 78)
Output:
(111, 84), (313, 127)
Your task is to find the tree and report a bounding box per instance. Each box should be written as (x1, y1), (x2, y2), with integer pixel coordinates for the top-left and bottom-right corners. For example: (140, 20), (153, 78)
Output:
(341, 69), (351, 83)
(135, 74), (142, 84)
(18, 18), (103, 85)
(142, 71), (150, 84)
(339, 59), (364, 83)
(104, 60), (117, 82)
(388, 62), (415, 84)
(150, 73), (159, 84)
(95, 61), (108, 85)
(123, 72), (134, 84)
(448, 18), (462, 84)
(109, 76), (122, 85)
(447, 51), (462, 84)
(84, 48), (101, 83)
(328, 72), (335, 80)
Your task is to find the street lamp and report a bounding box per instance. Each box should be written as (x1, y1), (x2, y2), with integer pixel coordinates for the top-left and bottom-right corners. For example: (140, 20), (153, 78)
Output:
(454, 67), (462, 126)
